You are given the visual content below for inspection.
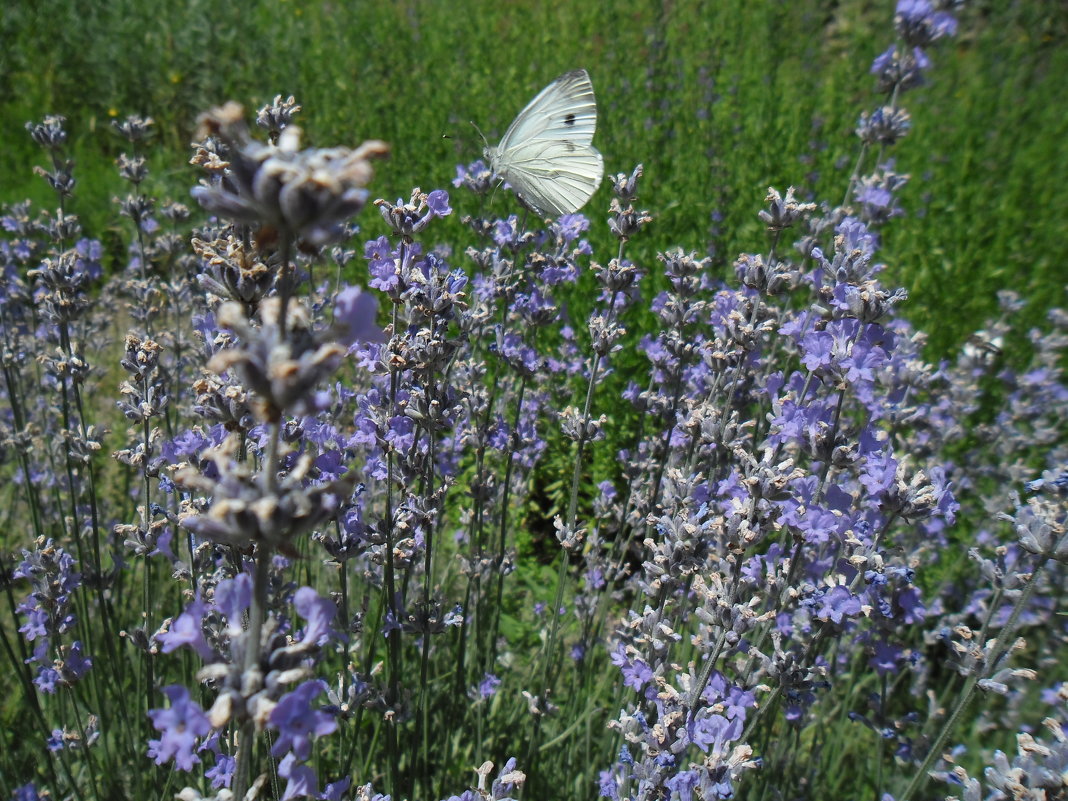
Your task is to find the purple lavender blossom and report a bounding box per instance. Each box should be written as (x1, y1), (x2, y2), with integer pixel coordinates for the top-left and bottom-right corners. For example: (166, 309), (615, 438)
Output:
(147, 685), (212, 771)
(278, 752), (318, 800)
(478, 673), (501, 698)
(365, 235), (413, 296)
(319, 775), (353, 801)
(376, 188), (453, 238)
(269, 679), (338, 761)
(871, 44), (932, 92)
(11, 785), (41, 801)
(293, 586), (340, 647)
(46, 729), (65, 752)
(214, 573), (252, 632)
(334, 285), (382, 346)
(206, 753), (236, 789)
(156, 596), (215, 661)
(810, 585), (863, 626)
(14, 540), (85, 689)
(453, 159), (494, 194)
(895, 0), (958, 46)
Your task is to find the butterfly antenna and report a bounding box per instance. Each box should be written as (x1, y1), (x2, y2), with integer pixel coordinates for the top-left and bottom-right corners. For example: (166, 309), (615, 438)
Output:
(470, 121), (489, 149)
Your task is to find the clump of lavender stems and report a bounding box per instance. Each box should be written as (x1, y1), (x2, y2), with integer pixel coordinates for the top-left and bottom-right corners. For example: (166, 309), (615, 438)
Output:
(3, 4), (1067, 801)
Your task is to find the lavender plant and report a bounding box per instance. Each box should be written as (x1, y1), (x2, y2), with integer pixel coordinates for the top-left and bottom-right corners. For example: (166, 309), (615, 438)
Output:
(3, 3), (1067, 801)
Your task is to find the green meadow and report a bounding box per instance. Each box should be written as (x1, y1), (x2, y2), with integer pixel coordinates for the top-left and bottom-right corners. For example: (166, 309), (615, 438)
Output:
(3, 0), (1066, 354)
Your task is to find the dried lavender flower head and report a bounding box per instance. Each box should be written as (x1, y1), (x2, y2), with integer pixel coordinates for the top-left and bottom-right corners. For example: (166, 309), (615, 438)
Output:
(176, 434), (352, 552)
(610, 163), (644, 201)
(26, 115), (68, 151)
(27, 116), (76, 197)
(375, 188), (452, 238)
(112, 114), (155, 143)
(758, 186), (816, 232)
(256, 95), (302, 142)
(856, 106), (912, 147)
(191, 103), (388, 246)
(208, 298), (345, 422)
(192, 234), (277, 311)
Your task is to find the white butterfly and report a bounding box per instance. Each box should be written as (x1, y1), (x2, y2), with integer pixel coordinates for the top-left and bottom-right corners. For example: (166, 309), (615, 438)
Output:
(483, 69), (604, 218)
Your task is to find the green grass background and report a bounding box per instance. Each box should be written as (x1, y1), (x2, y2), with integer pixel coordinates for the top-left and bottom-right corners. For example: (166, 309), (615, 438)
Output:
(3, 0), (1066, 356)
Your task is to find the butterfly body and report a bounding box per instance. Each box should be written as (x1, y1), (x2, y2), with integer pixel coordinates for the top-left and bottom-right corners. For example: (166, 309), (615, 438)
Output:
(484, 69), (604, 217)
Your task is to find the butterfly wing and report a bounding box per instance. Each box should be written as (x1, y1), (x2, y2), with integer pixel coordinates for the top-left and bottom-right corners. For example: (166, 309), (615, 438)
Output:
(496, 69), (598, 152)
(487, 69), (604, 216)
(496, 140), (604, 217)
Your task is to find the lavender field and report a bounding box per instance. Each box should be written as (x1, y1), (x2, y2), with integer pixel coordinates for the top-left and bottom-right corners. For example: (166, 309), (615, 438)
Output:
(2, 1), (1067, 800)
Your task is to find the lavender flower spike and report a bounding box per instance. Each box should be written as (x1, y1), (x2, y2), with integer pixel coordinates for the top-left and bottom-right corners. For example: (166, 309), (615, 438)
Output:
(191, 102), (388, 245)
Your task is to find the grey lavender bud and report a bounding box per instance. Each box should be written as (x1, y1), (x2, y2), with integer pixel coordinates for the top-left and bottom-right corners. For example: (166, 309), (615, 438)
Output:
(26, 115), (68, 150)
(856, 106), (912, 147)
(162, 201), (191, 223)
(1001, 495), (1068, 563)
(43, 211), (81, 243)
(177, 437), (352, 551)
(658, 249), (709, 298)
(609, 164), (644, 201)
(558, 406), (607, 443)
(192, 104), (388, 246)
(587, 314), (626, 357)
(192, 374), (255, 431)
(553, 516), (585, 551)
(112, 114), (154, 143)
(734, 253), (798, 295)
(593, 257), (640, 292)
(33, 163), (76, 198)
(29, 250), (94, 323)
(117, 153), (150, 184)
(608, 198), (653, 241)
(193, 234), (278, 311)
(758, 187), (816, 232)
(119, 193), (155, 226)
(256, 95), (302, 141)
(209, 298), (345, 422)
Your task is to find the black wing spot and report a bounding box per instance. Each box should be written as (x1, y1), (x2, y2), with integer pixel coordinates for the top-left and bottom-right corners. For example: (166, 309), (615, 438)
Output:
(564, 113), (576, 127)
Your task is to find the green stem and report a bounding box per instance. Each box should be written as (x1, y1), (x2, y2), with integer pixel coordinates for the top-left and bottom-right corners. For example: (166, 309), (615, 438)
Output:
(898, 549), (1053, 801)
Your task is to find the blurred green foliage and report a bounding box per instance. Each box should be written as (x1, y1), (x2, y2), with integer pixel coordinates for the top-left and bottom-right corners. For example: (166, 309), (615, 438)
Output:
(3, 0), (1065, 356)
